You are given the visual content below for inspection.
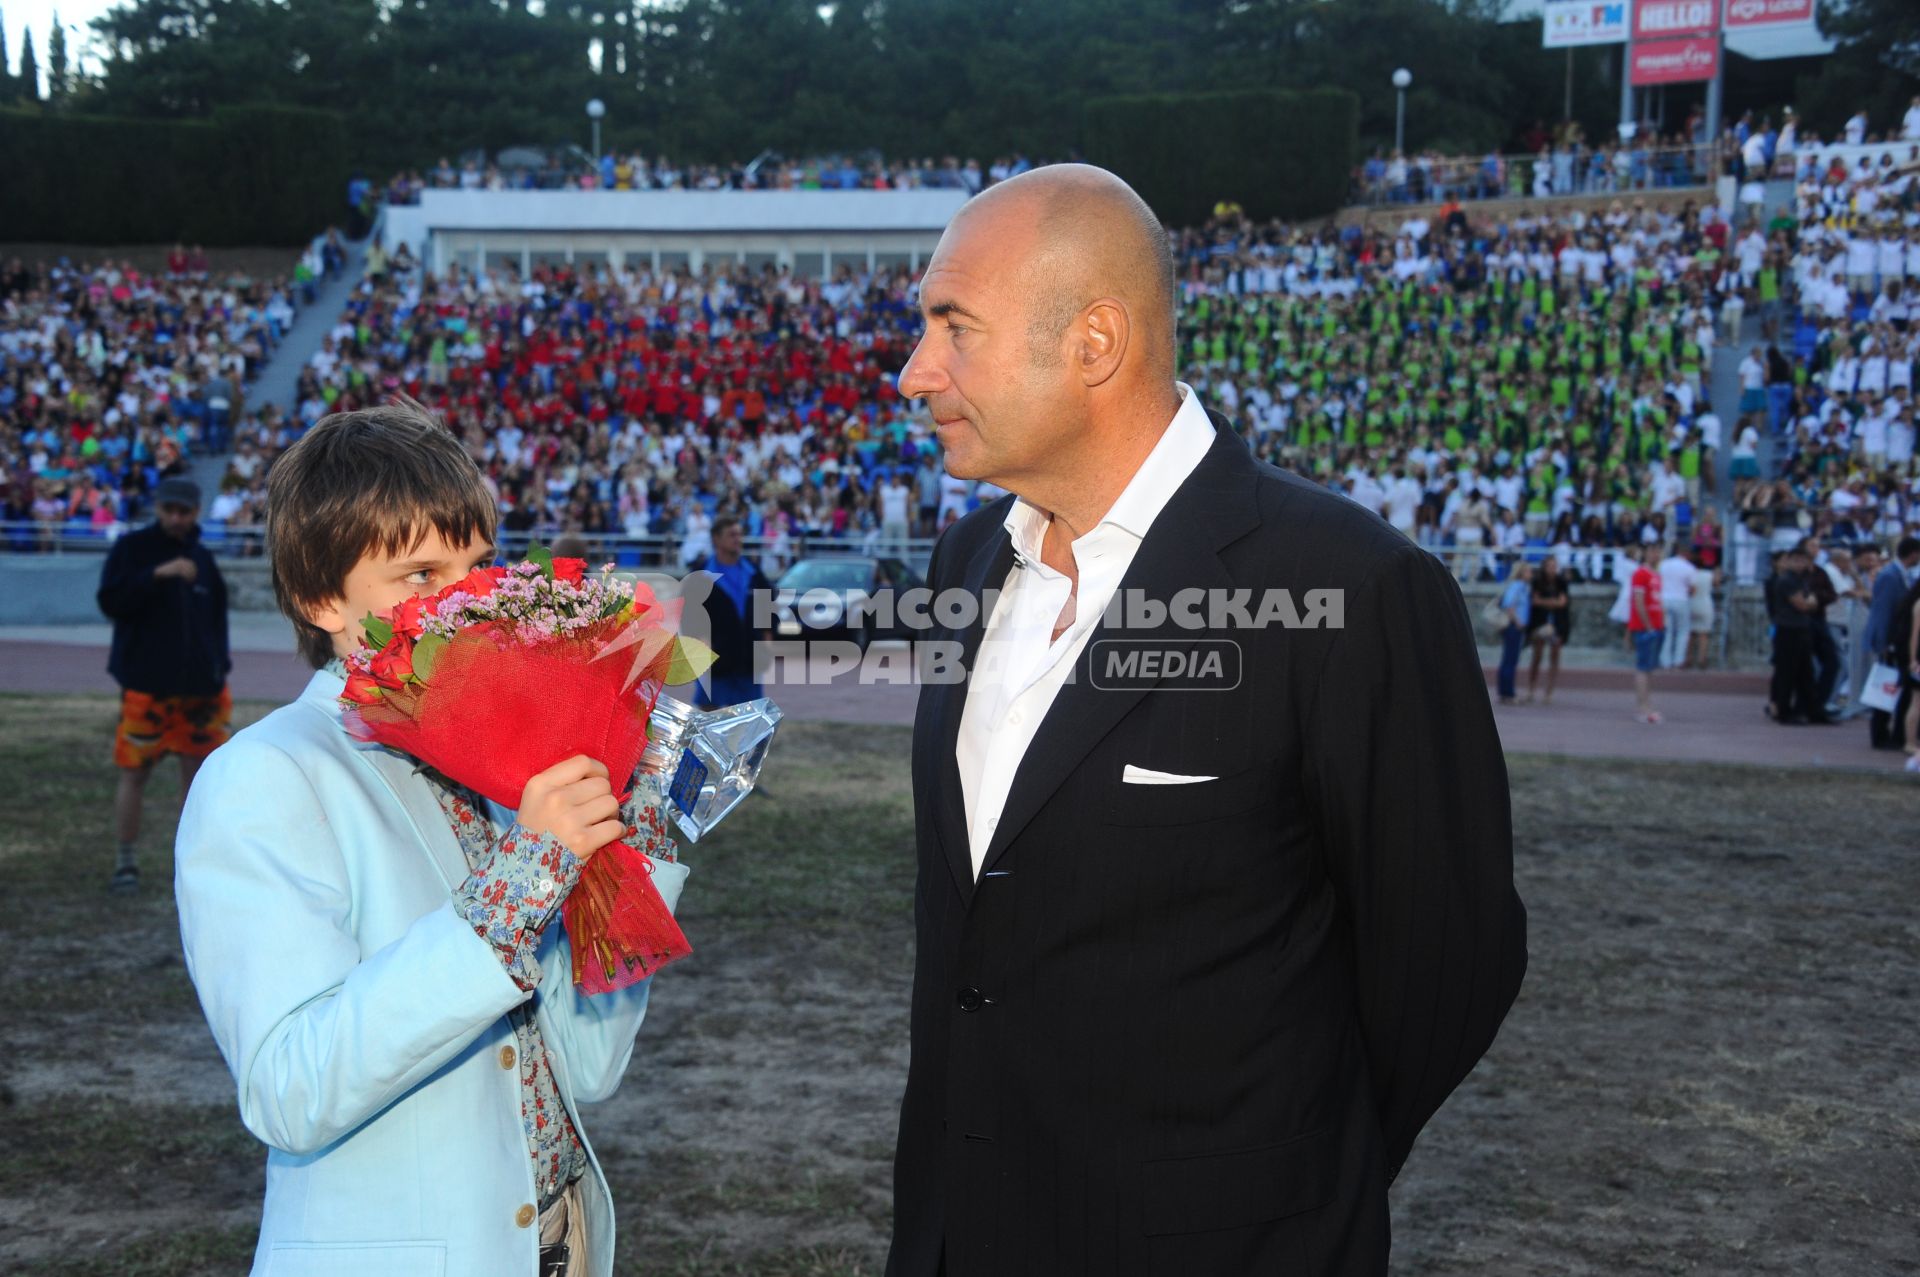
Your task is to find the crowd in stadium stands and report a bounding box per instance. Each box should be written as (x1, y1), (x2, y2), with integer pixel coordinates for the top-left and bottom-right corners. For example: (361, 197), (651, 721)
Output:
(0, 234), (352, 550)
(208, 154), (1920, 593)
(1176, 196), (1745, 586)
(210, 239), (950, 569)
(1356, 126), (1710, 206)
(15, 99), (1920, 605)
(1352, 97), (1920, 208)
(377, 152), (1039, 206)
(1724, 139), (1920, 561)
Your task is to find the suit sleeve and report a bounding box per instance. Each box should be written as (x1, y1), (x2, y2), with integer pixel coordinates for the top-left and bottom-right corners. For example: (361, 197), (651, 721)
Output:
(1304, 544), (1528, 1185)
(532, 770), (689, 1104)
(1865, 574), (1896, 658)
(533, 866), (688, 1104)
(176, 738), (531, 1156)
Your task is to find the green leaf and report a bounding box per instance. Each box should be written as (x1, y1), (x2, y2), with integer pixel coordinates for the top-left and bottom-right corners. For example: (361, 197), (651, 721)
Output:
(411, 632), (447, 684)
(526, 543), (555, 580)
(362, 615), (395, 649)
(663, 636), (718, 687)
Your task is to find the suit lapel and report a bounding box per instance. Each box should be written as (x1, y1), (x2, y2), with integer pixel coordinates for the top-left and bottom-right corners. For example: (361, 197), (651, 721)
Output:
(351, 742), (475, 891)
(973, 419), (1260, 881)
(927, 523), (1016, 903)
(296, 669), (472, 891)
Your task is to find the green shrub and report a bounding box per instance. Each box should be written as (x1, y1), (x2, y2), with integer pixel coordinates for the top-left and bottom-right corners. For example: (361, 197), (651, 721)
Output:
(0, 104), (349, 245)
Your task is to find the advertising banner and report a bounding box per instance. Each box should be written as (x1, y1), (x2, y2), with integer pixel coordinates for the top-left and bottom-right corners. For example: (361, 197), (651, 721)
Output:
(1629, 35), (1722, 84)
(1723, 0), (1814, 28)
(1542, 1), (1631, 47)
(1632, 0), (1721, 38)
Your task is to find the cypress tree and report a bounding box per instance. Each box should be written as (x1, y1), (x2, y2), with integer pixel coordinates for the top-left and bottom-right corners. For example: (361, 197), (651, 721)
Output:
(48, 11), (67, 99)
(17, 25), (37, 103)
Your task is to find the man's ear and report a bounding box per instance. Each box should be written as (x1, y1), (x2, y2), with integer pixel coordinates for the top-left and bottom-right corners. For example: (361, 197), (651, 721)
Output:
(1078, 299), (1129, 389)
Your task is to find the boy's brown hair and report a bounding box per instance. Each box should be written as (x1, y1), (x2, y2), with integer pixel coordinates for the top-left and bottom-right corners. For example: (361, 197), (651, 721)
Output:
(267, 397), (495, 668)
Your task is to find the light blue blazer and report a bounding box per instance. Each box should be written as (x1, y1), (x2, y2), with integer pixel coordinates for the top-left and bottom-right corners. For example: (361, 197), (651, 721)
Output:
(175, 668), (689, 1277)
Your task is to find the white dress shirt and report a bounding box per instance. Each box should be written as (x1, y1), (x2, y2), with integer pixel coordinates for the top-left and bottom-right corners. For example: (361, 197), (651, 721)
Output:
(954, 382), (1217, 879)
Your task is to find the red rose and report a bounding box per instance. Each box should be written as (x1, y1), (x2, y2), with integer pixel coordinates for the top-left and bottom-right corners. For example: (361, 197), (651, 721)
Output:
(391, 593), (428, 640)
(552, 557), (586, 584)
(369, 641), (415, 688)
(448, 566), (506, 601)
(342, 670), (385, 704)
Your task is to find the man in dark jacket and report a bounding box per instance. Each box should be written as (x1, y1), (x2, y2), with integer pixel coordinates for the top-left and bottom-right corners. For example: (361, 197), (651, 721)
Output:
(694, 515), (773, 708)
(1865, 537), (1920, 748)
(888, 166), (1525, 1277)
(96, 477), (231, 894)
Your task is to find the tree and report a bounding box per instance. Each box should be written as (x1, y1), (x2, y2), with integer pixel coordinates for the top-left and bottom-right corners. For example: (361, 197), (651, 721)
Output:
(17, 25), (37, 103)
(1796, 0), (1920, 139)
(1819, 0), (1920, 78)
(48, 11), (69, 99)
(67, 0), (1824, 178)
(0, 6), (13, 102)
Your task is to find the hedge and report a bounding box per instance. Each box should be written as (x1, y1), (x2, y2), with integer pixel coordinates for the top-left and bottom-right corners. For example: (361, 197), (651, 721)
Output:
(1081, 88), (1359, 226)
(0, 104), (349, 246)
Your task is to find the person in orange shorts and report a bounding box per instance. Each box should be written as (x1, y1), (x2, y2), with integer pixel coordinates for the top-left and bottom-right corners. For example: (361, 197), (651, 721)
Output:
(96, 477), (231, 894)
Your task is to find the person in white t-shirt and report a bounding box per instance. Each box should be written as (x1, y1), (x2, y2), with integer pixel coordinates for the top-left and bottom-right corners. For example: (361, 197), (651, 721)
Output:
(1861, 405), (1890, 465)
(1846, 233), (1879, 298)
(1657, 546), (1700, 669)
(1731, 418), (1762, 499)
(1696, 406), (1723, 452)
(1383, 467), (1421, 535)
(879, 470), (912, 551)
(1338, 467), (1376, 513)
(1889, 407), (1916, 465)
(1735, 229), (1766, 286)
(937, 471), (973, 526)
(1903, 96), (1920, 143)
(1844, 110), (1868, 146)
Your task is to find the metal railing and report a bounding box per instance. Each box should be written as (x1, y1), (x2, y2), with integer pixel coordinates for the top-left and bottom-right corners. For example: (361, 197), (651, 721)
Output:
(1348, 141), (1719, 208)
(0, 520), (937, 573)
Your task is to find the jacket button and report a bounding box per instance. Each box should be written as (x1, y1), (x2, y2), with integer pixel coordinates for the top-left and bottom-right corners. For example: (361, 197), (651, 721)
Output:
(956, 986), (984, 1013)
(499, 1044), (517, 1070)
(515, 1203), (536, 1229)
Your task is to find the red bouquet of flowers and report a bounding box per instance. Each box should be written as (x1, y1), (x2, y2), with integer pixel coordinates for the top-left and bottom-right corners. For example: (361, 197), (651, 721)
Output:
(341, 547), (715, 994)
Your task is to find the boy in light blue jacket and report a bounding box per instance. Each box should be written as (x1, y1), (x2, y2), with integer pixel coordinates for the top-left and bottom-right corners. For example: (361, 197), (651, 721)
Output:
(176, 399), (684, 1277)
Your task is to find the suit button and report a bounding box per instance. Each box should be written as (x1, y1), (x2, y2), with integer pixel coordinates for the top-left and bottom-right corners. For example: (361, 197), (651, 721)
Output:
(956, 986), (984, 1013)
(515, 1203), (536, 1229)
(499, 1044), (517, 1070)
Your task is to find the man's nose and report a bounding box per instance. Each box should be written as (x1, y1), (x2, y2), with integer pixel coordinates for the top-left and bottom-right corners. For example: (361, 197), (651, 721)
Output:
(895, 342), (944, 401)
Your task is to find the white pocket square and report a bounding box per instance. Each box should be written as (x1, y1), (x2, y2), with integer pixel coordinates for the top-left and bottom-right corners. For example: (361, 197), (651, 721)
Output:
(1122, 765), (1218, 785)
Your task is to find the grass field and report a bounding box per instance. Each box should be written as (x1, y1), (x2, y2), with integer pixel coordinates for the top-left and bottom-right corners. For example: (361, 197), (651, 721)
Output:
(1, 694), (1915, 1275)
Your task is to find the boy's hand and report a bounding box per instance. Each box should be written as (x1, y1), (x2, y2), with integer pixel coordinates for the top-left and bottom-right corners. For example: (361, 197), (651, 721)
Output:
(519, 756), (622, 861)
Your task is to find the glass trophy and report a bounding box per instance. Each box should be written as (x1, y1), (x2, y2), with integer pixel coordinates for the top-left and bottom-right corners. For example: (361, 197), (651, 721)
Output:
(636, 695), (784, 841)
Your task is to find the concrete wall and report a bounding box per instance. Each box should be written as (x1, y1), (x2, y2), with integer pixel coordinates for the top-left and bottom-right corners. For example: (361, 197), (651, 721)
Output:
(381, 188), (970, 268)
(0, 556), (112, 625)
(0, 556), (277, 624)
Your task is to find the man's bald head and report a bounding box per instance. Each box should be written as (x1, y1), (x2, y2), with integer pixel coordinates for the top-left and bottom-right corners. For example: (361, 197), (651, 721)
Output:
(948, 164), (1176, 377)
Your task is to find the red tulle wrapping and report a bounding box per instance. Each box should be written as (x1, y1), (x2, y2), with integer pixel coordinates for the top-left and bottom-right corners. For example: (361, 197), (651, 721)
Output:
(562, 841), (688, 995)
(346, 619), (692, 991)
